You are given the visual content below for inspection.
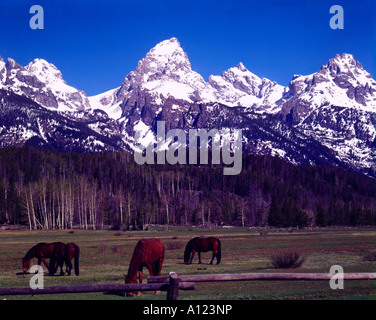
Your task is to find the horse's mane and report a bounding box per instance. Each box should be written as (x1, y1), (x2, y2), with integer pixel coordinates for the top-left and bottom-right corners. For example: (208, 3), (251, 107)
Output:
(127, 239), (158, 280)
(23, 248), (32, 261)
(23, 242), (45, 261)
(130, 241), (147, 261)
(184, 237), (197, 262)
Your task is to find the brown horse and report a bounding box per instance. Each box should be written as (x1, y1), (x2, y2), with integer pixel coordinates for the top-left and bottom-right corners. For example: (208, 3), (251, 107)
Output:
(22, 242), (64, 274)
(50, 242), (80, 276)
(124, 238), (165, 296)
(184, 237), (221, 265)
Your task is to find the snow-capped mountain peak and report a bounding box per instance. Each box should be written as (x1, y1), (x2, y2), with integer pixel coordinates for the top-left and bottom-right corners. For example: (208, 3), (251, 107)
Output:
(25, 58), (90, 111)
(284, 52), (376, 119)
(278, 53), (376, 175)
(136, 37), (192, 76)
(318, 53), (375, 91)
(235, 62), (247, 71)
(208, 61), (285, 112)
(26, 58), (64, 85)
(136, 37), (206, 90)
(0, 56), (90, 112)
(326, 53), (365, 77)
(113, 37), (209, 111)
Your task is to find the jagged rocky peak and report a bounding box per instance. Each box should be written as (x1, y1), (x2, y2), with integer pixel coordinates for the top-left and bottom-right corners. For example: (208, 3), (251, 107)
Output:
(287, 52), (376, 105)
(281, 52), (376, 131)
(6, 57), (23, 70)
(208, 62), (258, 98)
(135, 37), (192, 77)
(235, 62), (248, 72)
(222, 62), (263, 95)
(208, 61), (285, 111)
(320, 53), (374, 84)
(0, 56), (90, 111)
(326, 53), (363, 74)
(116, 37), (209, 111)
(26, 58), (64, 85)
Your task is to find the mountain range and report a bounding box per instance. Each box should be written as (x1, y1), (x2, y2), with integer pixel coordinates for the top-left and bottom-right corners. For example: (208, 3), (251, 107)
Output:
(0, 37), (375, 177)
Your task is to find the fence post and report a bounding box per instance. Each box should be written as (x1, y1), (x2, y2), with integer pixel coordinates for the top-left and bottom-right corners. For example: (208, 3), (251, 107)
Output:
(166, 272), (179, 300)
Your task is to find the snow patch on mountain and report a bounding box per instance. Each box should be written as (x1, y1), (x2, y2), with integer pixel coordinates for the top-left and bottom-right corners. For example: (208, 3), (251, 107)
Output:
(88, 87), (122, 119)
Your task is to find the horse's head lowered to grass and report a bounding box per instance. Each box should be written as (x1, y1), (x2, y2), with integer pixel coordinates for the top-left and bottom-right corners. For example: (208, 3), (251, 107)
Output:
(124, 238), (165, 297)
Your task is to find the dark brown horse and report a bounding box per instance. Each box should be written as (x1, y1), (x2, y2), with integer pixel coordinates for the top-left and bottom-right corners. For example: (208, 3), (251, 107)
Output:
(184, 237), (221, 265)
(50, 242), (80, 276)
(124, 238), (165, 296)
(22, 242), (64, 274)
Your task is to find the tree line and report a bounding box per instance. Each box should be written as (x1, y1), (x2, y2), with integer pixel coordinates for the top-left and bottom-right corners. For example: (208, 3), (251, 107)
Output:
(0, 146), (374, 229)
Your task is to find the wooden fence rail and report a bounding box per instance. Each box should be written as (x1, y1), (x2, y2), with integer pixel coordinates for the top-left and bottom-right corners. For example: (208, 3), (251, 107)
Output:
(2, 272), (375, 300)
(0, 273), (194, 300)
(148, 272), (376, 283)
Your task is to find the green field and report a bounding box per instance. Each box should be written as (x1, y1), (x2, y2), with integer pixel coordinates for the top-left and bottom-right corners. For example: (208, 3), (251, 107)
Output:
(0, 226), (375, 300)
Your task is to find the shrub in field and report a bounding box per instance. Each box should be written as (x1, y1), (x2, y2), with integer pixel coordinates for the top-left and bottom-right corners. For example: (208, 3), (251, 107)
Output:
(271, 250), (306, 269)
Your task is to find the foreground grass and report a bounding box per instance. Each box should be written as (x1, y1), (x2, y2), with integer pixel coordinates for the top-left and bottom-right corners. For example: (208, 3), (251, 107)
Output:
(0, 226), (375, 300)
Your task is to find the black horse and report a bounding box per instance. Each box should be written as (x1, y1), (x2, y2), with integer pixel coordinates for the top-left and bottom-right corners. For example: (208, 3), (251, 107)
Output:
(184, 237), (221, 265)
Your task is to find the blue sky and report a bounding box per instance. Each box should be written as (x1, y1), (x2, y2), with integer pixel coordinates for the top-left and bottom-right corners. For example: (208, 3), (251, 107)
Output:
(0, 0), (374, 96)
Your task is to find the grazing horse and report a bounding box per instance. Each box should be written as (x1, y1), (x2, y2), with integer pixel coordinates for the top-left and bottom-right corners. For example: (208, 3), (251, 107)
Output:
(50, 242), (80, 276)
(184, 237), (221, 265)
(124, 238), (165, 296)
(22, 242), (64, 274)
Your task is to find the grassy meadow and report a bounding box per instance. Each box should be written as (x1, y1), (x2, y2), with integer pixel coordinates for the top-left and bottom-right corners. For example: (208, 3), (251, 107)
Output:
(0, 226), (375, 300)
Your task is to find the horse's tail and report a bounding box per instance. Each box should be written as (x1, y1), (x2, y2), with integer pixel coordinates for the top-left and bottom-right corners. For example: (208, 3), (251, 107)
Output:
(183, 240), (192, 264)
(216, 238), (222, 264)
(74, 244), (80, 276)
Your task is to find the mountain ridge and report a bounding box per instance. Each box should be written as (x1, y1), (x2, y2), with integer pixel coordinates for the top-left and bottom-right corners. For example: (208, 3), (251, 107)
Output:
(0, 38), (375, 177)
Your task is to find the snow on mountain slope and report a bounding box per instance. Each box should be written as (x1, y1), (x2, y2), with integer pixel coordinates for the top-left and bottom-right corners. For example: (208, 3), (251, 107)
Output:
(88, 87), (122, 119)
